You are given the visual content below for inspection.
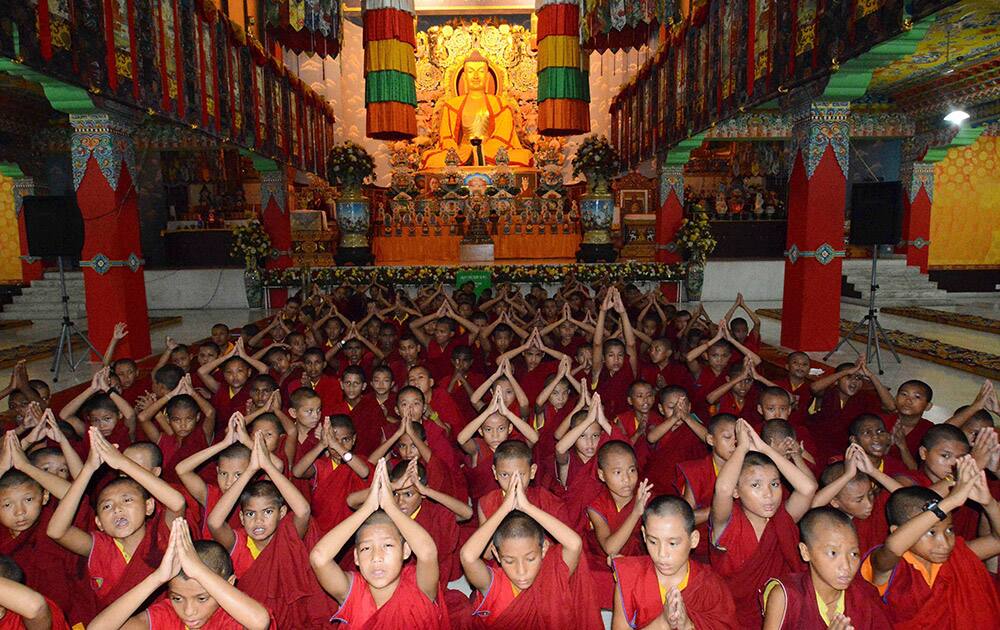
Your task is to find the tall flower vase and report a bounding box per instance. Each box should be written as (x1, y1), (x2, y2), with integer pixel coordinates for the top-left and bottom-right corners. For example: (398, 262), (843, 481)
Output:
(685, 261), (705, 302)
(244, 267), (263, 309)
(576, 178), (618, 263)
(335, 187), (374, 265)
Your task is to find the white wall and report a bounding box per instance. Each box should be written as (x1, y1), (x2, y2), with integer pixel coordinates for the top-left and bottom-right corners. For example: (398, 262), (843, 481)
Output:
(145, 269), (249, 310)
(701, 260), (785, 302)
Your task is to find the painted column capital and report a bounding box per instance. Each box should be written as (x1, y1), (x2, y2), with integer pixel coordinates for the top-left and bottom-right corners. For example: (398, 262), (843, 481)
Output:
(69, 113), (137, 192)
(260, 169), (288, 214)
(789, 102), (851, 180)
(908, 161), (936, 204)
(658, 164), (685, 206)
(11, 177), (35, 217)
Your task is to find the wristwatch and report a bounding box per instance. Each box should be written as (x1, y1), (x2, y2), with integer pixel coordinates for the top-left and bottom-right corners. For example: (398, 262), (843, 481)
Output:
(341, 451), (353, 463)
(922, 499), (947, 521)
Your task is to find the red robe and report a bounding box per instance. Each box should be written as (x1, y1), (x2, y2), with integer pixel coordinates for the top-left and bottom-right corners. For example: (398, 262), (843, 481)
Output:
(414, 501), (461, 585)
(88, 512), (168, 611)
(516, 362), (558, 412)
(533, 402), (575, 492)
(894, 469), (981, 540)
(805, 389), (882, 461)
(426, 337), (465, 382)
(644, 422), (708, 496)
(614, 409), (661, 471)
(596, 363), (636, 419)
(0, 597), (70, 630)
(465, 438), (500, 503)
(881, 414), (934, 462)
(158, 429), (210, 485)
(144, 599), (277, 629)
(876, 537), (1000, 629)
(311, 456), (369, 533)
(478, 486), (570, 527)
(586, 489), (643, 608)
(773, 377), (813, 415)
(766, 571), (889, 629)
(467, 545), (602, 629)
(641, 361), (695, 392)
(233, 516), (338, 628)
(854, 489), (891, 556)
(676, 455), (718, 562)
(286, 374), (343, 417)
(559, 450), (608, 533)
(200, 483), (242, 541)
(613, 556), (737, 629)
(210, 385), (252, 429)
(710, 503), (805, 630)
(427, 388), (467, 438)
(0, 504), (96, 624)
(332, 563), (451, 629)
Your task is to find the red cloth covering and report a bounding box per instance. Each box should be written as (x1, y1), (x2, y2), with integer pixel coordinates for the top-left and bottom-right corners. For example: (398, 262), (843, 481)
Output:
(291, 432), (322, 501)
(332, 563), (451, 629)
(853, 489), (890, 556)
(676, 455), (718, 561)
(414, 501), (461, 585)
(614, 409), (661, 471)
(690, 367), (728, 408)
(0, 503), (96, 625)
(613, 556), (737, 629)
(465, 438), (500, 503)
(805, 389), (882, 461)
(881, 414), (934, 462)
(144, 598), (277, 629)
(158, 429), (209, 485)
(311, 457), (369, 533)
(426, 338), (465, 382)
(717, 387), (760, 420)
(88, 511), (168, 611)
(478, 486), (570, 527)
(286, 374), (343, 417)
(644, 422), (708, 496)
(427, 388), (467, 437)
(120, 378), (152, 407)
(773, 377), (814, 415)
(585, 488), (643, 608)
(0, 597), (70, 630)
(533, 401), (575, 490)
(465, 545), (602, 629)
(641, 361), (695, 392)
(710, 503), (805, 630)
(877, 537), (1000, 628)
(596, 362), (636, 419)
(444, 371), (486, 426)
(559, 449), (608, 533)
(893, 469), (981, 540)
(234, 516), (338, 628)
(768, 570), (889, 629)
(200, 483), (241, 541)
(210, 385), (252, 429)
(516, 362), (558, 412)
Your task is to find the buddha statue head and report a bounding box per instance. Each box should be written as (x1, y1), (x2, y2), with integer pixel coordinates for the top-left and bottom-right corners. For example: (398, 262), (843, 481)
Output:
(459, 51), (495, 96)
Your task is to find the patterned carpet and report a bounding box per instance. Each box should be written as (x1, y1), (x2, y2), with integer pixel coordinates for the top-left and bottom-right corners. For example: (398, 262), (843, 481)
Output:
(880, 306), (1000, 335)
(0, 316), (182, 369)
(758, 309), (1000, 380)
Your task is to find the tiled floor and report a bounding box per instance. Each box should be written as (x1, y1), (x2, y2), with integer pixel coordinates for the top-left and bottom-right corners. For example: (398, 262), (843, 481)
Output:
(1, 301), (997, 422)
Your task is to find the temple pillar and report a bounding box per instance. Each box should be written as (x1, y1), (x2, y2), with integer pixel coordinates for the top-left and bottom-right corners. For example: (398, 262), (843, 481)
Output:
(12, 176), (44, 281)
(70, 113), (151, 359)
(259, 164), (292, 307)
(780, 102), (850, 351)
(656, 162), (685, 300)
(902, 162), (933, 273)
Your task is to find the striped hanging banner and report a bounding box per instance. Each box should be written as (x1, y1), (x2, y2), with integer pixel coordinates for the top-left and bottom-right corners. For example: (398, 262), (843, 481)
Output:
(362, 0), (417, 140)
(536, 0), (590, 136)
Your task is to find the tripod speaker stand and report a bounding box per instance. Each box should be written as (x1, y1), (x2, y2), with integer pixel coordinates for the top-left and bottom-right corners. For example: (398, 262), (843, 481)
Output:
(823, 181), (904, 374)
(21, 195), (99, 382)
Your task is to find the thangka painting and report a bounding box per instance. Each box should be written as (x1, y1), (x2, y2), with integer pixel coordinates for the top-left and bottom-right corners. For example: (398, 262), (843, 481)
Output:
(786, 0), (823, 83)
(747, 0), (777, 99)
(845, 0), (905, 59)
(717, 0), (748, 119)
(656, 53), (670, 146)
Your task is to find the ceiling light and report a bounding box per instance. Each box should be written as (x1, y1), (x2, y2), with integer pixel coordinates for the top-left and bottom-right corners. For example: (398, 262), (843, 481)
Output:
(943, 109), (970, 125)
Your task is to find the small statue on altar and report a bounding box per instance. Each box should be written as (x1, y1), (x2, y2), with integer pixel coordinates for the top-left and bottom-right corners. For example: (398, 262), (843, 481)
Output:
(714, 186), (728, 217)
(753, 190), (765, 219)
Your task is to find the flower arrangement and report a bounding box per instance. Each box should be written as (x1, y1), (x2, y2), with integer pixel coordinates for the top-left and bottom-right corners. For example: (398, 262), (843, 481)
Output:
(676, 207), (717, 265)
(230, 220), (272, 270)
(572, 135), (623, 190)
(264, 261), (683, 287)
(326, 142), (375, 191)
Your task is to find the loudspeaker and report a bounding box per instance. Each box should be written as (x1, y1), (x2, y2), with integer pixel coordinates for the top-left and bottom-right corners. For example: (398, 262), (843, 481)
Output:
(849, 181), (903, 246)
(22, 196), (85, 258)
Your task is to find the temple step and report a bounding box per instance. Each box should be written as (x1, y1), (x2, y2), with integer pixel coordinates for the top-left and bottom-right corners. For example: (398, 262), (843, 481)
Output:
(0, 271), (87, 321)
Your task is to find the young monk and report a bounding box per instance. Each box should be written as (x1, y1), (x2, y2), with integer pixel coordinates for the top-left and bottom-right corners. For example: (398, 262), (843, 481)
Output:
(555, 394), (622, 530)
(773, 351), (813, 414)
(292, 415), (370, 533)
(460, 473), (603, 629)
(591, 288), (639, 418)
(676, 413), (738, 562)
(136, 382), (216, 484)
(88, 518), (272, 630)
(613, 380), (659, 470)
(645, 387), (709, 495)
(310, 459), (450, 629)
(762, 507), (890, 629)
(861, 456), (1000, 627)
(207, 433), (334, 627)
(284, 348), (344, 416)
(198, 341), (270, 424)
(847, 413), (908, 477)
(47, 428), (187, 611)
(612, 495), (737, 629)
(0, 555), (69, 630)
(585, 440), (652, 607)
(477, 439), (569, 526)
(710, 419), (817, 629)
(457, 392), (538, 502)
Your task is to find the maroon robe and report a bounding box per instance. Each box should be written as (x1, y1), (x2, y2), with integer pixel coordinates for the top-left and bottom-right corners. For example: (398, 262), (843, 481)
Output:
(710, 503), (805, 630)
(644, 421), (708, 497)
(88, 511), (169, 611)
(805, 389), (881, 461)
(596, 363), (636, 420)
(676, 455), (718, 562)
(613, 556), (737, 629)
(311, 456), (369, 533)
(478, 486), (570, 527)
(766, 571), (889, 629)
(333, 563), (451, 629)
(586, 488), (644, 608)
(0, 597), (70, 630)
(210, 385), (252, 429)
(414, 500), (461, 585)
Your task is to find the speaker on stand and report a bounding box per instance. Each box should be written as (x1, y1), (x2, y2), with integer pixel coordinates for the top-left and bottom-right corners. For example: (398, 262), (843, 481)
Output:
(21, 195), (100, 382)
(823, 181), (903, 374)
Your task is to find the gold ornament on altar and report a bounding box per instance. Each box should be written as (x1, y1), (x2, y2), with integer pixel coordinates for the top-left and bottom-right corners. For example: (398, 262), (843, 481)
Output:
(416, 22), (537, 170)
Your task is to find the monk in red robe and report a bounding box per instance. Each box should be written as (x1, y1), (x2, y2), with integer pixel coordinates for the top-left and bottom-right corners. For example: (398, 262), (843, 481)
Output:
(284, 348), (344, 417)
(0, 556), (70, 630)
(709, 420), (816, 629)
(762, 507), (890, 629)
(804, 361), (884, 461)
(135, 389), (215, 485)
(198, 347), (269, 426)
(311, 459), (451, 629)
(860, 458), (1000, 629)
(46, 429), (187, 613)
(644, 386), (708, 495)
(591, 288), (640, 419)
(612, 495), (737, 629)
(87, 518), (274, 630)
(207, 433), (335, 627)
(457, 394), (538, 504)
(614, 380), (661, 470)
(477, 439), (570, 527)
(458, 473), (602, 629)
(175, 433), (250, 540)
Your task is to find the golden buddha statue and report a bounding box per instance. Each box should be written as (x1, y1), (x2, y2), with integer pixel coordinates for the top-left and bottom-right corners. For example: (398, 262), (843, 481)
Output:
(420, 51), (533, 170)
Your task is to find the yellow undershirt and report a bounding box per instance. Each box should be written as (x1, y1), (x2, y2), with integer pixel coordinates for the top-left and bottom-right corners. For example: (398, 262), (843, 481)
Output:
(113, 539), (132, 563)
(410, 505), (422, 520)
(658, 562), (690, 604)
(247, 535), (262, 560)
(762, 580), (845, 624)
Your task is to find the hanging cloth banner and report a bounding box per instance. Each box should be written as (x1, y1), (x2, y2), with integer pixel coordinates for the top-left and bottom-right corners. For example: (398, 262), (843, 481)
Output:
(536, 0), (590, 136)
(362, 0), (417, 139)
(263, 0), (342, 57)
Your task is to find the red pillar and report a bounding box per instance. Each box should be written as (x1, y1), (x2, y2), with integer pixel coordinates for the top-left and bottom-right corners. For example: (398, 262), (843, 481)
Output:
(13, 177), (44, 281)
(656, 164), (685, 301)
(260, 167), (291, 307)
(902, 162), (933, 273)
(71, 114), (151, 359)
(780, 103), (849, 351)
